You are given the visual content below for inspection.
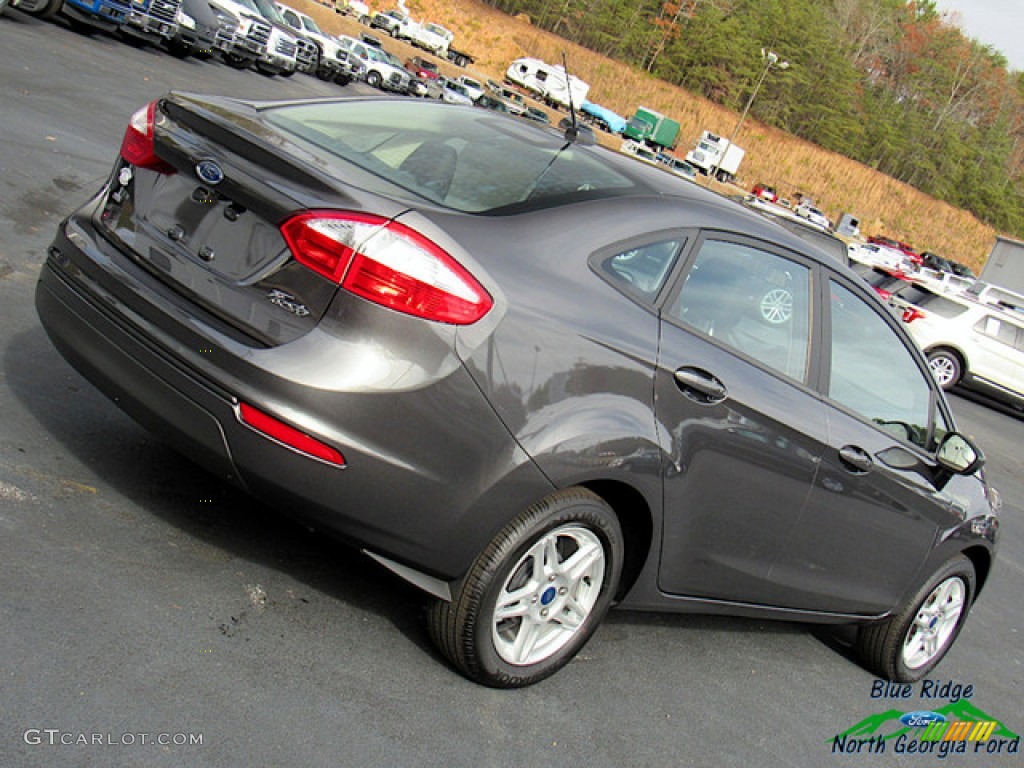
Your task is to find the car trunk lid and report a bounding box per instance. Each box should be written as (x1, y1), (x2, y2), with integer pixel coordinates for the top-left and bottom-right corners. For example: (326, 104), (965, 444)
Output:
(97, 92), (408, 347)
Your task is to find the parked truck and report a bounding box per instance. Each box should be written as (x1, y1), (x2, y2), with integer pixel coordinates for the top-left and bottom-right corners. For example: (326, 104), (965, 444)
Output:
(411, 22), (452, 57)
(622, 107), (680, 150)
(11, 0), (131, 33)
(685, 130), (745, 183)
(120, 0), (181, 45)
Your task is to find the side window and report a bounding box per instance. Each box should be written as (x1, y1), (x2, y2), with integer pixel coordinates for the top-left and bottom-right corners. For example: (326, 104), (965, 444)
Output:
(669, 239), (811, 383)
(973, 314), (1019, 348)
(828, 281), (948, 448)
(598, 239), (682, 302)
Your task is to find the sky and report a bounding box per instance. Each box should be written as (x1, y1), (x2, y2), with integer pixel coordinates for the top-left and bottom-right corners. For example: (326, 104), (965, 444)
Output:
(933, 0), (1024, 71)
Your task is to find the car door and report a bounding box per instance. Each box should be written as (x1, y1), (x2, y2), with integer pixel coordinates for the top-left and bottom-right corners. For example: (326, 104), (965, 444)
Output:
(655, 233), (830, 605)
(789, 277), (964, 615)
(969, 311), (1024, 395)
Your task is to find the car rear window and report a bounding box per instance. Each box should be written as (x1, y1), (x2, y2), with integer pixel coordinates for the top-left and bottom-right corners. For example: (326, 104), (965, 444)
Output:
(262, 100), (639, 213)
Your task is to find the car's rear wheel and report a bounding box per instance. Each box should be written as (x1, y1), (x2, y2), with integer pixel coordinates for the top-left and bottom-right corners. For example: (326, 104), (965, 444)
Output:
(927, 347), (962, 390)
(856, 555), (975, 682)
(428, 488), (623, 688)
(366, 70), (382, 88)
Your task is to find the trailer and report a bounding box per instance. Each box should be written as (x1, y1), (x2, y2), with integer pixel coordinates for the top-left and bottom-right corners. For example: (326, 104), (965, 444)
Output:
(980, 235), (1024, 294)
(505, 57), (589, 110)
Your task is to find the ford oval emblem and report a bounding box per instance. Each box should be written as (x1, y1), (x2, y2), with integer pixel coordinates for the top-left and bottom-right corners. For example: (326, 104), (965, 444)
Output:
(899, 711), (947, 728)
(195, 160), (224, 186)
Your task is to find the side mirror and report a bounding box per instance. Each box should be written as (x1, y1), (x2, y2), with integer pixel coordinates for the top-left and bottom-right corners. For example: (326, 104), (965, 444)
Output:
(936, 432), (984, 475)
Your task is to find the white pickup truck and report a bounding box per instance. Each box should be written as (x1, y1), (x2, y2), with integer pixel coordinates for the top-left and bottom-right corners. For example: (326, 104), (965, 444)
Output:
(411, 21), (452, 57)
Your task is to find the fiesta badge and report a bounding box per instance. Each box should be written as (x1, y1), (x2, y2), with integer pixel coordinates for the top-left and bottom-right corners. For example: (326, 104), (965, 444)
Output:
(195, 160), (225, 186)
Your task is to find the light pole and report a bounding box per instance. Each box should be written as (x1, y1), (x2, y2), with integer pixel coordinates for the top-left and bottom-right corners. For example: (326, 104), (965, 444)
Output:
(707, 49), (789, 185)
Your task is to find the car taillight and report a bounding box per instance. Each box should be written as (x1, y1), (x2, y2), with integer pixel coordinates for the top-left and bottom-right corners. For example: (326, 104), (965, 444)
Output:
(902, 307), (926, 323)
(120, 101), (176, 174)
(238, 402), (345, 466)
(280, 211), (493, 325)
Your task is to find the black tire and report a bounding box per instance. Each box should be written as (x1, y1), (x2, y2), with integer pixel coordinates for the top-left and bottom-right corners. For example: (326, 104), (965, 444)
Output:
(428, 487), (623, 688)
(222, 53), (251, 70)
(334, 73), (353, 86)
(165, 39), (193, 59)
(66, 16), (96, 34)
(38, 0), (63, 19)
(856, 555), (975, 682)
(365, 70), (382, 88)
(926, 347), (963, 391)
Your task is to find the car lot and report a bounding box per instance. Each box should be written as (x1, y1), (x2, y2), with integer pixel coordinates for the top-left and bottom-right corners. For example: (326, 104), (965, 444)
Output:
(1, 14), (1022, 767)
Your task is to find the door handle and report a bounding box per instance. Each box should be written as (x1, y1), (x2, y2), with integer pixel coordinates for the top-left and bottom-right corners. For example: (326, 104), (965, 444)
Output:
(673, 367), (727, 404)
(838, 445), (873, 474)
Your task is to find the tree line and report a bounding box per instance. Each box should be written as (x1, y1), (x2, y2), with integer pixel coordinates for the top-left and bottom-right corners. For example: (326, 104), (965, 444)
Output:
(480, 0), (1024, 237)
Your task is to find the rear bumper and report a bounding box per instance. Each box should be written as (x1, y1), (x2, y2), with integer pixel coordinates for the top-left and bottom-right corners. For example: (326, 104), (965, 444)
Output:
(35, 202), (543, 582)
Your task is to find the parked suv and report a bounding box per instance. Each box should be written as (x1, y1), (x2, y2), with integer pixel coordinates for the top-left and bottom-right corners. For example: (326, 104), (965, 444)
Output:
(276, 2), (349, 82)
(892, 285), (1024, 408)
(337, 35), (411, 92)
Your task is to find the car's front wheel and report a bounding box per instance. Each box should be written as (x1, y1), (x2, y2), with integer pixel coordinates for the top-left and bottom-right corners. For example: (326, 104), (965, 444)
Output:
(856, 555), (975, 681)
(428, 488), (623, 688)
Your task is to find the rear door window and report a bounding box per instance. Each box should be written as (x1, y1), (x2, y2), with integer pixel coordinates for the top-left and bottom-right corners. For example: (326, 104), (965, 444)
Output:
(667, 238), (812, 383)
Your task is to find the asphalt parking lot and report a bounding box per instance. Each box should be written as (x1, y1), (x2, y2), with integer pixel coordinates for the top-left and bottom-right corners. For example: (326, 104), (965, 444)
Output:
(0, 13), (1021, 768)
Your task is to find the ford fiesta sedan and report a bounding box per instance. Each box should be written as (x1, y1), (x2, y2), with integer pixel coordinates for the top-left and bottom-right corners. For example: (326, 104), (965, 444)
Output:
(36, 95), (999, 688)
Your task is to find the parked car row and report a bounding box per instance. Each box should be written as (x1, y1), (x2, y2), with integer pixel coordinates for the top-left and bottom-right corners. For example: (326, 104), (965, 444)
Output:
(6, 0), (366, 84)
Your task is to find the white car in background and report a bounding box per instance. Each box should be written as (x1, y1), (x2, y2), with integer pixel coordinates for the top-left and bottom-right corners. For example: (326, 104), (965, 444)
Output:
(456, 75), (485, 102)
(337, 35), (412, 92)
(795, 202), (831, 230)
(892, 285), (1024, 408)
(439, 78), (474, 106)
(848, 241), (915, 272)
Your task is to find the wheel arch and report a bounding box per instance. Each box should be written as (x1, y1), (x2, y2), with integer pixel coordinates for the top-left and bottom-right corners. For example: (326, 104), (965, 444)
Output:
(579, 478), (654, 601)
(926, 344), (968, 374)
(960, 544), (993, 601)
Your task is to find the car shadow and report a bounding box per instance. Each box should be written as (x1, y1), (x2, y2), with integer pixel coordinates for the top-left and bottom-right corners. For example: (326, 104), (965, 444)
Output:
(6, 322), (869, 676)
(5, 324), (436, 658)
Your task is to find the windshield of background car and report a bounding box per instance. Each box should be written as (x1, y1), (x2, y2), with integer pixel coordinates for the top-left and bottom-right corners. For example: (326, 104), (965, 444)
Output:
(263, 100), (640, 212)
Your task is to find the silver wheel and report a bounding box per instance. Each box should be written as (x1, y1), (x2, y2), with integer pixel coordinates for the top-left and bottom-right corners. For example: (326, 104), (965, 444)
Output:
(901, 576), (966, 670)
(856, 555), (975, 682)
(427, 488), (622, 687)
(759, 288), (793, 324)
(491, 524), (605, 666)
(927, 349), (961, 390)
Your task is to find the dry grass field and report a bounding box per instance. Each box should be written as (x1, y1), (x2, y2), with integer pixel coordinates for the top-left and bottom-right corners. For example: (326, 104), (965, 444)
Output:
(295, 0), (997, 269)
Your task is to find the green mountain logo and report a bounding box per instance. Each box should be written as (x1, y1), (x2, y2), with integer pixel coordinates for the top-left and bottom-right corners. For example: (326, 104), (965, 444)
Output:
(832, 701), (1019, 742)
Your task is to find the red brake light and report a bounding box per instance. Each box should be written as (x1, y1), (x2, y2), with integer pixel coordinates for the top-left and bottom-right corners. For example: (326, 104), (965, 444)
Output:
(120, 101), (175, 174)
(280, 211), (493, 325)
(902, 307), (926, 323)
(238, 402), (345, 466)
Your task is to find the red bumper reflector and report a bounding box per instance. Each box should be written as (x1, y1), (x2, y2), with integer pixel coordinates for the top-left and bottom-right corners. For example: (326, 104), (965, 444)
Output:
(238, 402), (346, 467)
